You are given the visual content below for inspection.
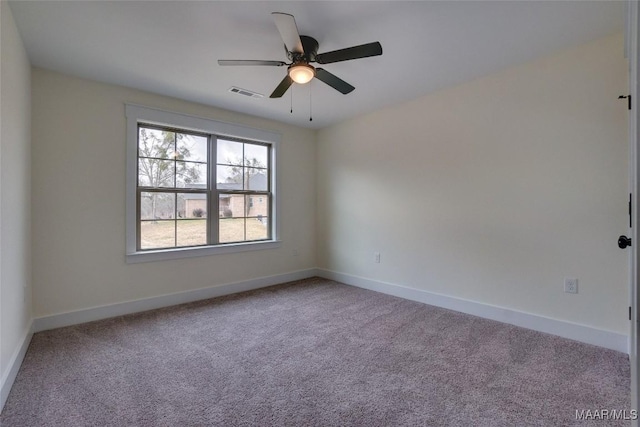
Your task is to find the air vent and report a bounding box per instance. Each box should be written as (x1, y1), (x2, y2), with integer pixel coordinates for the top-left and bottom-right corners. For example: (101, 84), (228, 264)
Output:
(228, 86), (264, 99)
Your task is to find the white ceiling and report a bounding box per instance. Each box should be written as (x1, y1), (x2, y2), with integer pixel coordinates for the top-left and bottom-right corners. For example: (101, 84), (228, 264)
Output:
(9, 1), (624, 129)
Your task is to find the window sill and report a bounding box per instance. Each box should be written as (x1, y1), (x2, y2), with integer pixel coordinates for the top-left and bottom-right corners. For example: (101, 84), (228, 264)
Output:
(126, 240), (282, 264)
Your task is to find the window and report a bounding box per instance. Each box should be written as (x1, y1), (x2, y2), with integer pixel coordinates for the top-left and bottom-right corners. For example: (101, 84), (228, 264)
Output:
(126, 105), (280, 263)
(216, 139), (270, 243)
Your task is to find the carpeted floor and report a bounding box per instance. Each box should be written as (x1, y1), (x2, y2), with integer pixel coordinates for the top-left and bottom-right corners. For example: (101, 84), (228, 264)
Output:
(0, 277), (631, 426)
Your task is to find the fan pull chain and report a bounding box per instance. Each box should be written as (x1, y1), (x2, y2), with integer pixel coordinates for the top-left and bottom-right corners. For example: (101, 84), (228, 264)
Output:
(309, 82), (313, 122)
(290, 85), (293, 114)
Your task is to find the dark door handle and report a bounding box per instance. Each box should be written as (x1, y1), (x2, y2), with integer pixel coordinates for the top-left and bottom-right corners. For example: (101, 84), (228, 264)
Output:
(619, 235), (632, 249)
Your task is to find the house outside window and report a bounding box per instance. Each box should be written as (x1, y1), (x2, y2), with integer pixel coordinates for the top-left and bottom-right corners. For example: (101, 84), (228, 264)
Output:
(126, 105), (281, 263)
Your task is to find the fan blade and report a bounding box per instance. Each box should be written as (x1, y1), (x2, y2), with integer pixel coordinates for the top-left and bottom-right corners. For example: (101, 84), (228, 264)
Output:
(270, 75), (294, 98)
(315, 68), (355, 94)
(218, 60), (286, 66)
(272, 12), (303, 54)
(316, 42), (382, 64)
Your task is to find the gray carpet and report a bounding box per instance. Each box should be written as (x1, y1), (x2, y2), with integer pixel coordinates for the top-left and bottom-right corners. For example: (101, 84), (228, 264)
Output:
(0, 277), (631, 426)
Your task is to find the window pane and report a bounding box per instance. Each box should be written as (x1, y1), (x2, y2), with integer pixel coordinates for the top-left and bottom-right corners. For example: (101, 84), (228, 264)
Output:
(246, 217), (269, 241)
(219, 218), (245, 243)
(244, 144), (268, 168)
(216, 165), (243, 190)
(138, 159), (175, 188)
(177, 219), (207, 247)
(219, 194), (245, 218)
(217, 139), (243, 165)
(246, 195), (269, 218)
(140, 192), (175, 220)
(140, 220), (175, 249)
(176, 162), (207, 188)
(177, 134), (207, 162)
(178, 193), (207, 219)
(246, 169), (268, 191)
(139, 128), (175, 159)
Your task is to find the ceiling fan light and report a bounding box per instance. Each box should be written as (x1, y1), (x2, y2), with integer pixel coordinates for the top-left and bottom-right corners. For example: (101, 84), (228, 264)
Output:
(288, 63), (315, 84)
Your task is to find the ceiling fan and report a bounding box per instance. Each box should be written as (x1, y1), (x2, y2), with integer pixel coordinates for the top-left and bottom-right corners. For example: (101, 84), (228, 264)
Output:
(218, 12), (383, 98)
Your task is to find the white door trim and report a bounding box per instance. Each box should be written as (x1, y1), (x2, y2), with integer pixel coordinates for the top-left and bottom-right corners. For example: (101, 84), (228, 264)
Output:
(626, 0), (639, 422)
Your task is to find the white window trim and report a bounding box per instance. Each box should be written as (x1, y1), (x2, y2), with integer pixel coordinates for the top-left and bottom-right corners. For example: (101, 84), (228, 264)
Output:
(125, 104), (281, 264)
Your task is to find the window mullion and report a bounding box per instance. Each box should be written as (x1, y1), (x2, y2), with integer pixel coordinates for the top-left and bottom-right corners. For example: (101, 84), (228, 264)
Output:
(174, 191), (178, 247)
(267, 145), (273, 240)
(136, 188), (142, 250)
(210, 135), (219, 245)
(241, 143), (246, 242)
(268, 193), (272, 240)
(173, 133), (178, 247)
(173, 132), (178, 188)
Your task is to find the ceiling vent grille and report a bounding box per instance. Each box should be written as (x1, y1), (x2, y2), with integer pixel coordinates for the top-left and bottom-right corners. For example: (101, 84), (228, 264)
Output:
(228, 86), (264, 99)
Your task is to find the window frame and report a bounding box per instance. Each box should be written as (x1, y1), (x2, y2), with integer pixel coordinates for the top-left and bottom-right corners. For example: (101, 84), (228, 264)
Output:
(126, 104), (281, 263)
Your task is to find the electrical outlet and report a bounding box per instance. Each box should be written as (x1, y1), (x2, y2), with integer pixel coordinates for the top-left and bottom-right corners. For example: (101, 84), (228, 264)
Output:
(292, 248), (299, 257)
(374, 252), (381, 263)
(564, 278), (578, 294)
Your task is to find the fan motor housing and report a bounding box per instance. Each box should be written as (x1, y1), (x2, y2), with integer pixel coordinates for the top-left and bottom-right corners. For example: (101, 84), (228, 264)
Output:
(287, 35), (319, 63)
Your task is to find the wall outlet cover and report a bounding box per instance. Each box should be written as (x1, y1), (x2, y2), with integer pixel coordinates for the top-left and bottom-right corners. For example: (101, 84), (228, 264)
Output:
(564, 278), (578, 294)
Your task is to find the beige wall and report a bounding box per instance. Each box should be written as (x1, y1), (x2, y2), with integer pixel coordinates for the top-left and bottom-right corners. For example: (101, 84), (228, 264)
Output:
(0, 0), (32, 394)
(31, 69), (316, 317)
(317, 34), (629, 334)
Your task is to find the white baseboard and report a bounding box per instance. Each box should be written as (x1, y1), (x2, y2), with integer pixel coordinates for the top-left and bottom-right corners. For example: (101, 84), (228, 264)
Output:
(28, 266), (629, 352)
(1, 322), (33, 412)
(317, 269), (628, 354)
(33, 268), (318, 333)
